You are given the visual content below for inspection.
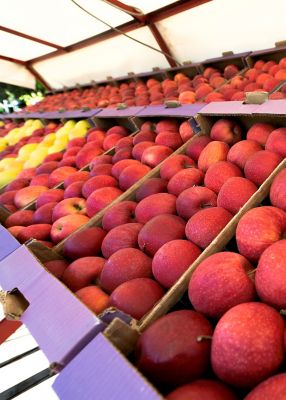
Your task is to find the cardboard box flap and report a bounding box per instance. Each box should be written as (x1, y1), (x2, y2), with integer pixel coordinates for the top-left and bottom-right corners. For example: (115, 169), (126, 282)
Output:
(136, 104), (204, 117)
(199, 101), (259, 115)
(250, 45), (286, 57)
(96, 106), (145, 118)
(53, 333), (162, 400)
(252, 99), (286, 115)
(203, 51), (251, 67)
(0, 246), (43, 292)
(0, 225), (20, 261)
(21, 270), (106, 366)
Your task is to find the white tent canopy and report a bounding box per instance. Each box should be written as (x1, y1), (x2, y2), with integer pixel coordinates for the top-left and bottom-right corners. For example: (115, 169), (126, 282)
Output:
(1, 0), (286, 89)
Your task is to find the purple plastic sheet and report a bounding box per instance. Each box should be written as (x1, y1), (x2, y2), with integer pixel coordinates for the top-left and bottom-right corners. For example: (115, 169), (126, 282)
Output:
(96, 106), (145, 117)
(199, 101), (259, 115)
(53, 333), (162, 400)
(137, 104), (204, 117)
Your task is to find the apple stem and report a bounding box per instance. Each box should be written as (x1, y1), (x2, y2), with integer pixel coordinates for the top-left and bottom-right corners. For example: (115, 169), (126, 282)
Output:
(247, 269), (256, 278)
(196, 335), (212, 342)
(280, 309), (286, 315)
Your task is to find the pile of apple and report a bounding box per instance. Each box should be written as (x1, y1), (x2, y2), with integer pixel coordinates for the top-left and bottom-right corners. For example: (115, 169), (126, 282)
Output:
(215, 56), (286, 102)
(24, 63), (242, 113)
(134, 166), (286, 399)
(2, 118), (194, 246)
(26, 119), (285, 323)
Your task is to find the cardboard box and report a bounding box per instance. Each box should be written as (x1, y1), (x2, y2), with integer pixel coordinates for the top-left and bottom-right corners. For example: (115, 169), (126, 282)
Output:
(0, 245), (106, 368)
(246, 43), (286, 67)
(202, 51), (251, 71)
(0, 224), (21, 261)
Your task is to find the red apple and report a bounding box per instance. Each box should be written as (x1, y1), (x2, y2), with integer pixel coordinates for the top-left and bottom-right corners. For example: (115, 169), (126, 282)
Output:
(76, 286), (109, 314)
(63, 226), (106, 260)
(5, 210), (34, 228)
(52, 197), (87, 222)
(167, 380), (238, 400)
(36, 188), (64, 209)
(86, 187), (123, 217)
(244, 373), (286, 400)
(50, 214), (90, 244)
(102, 201), (137, 231)
(244, 150), (282, 186)
(160, 154), (195, 181)
(270, 169), (286, 211)
(82, 175), (118, 199)
(246, 123), (275, 146)
(100, 248), (152, 293)
(135, 193), (177, 224)
(236, 206), (286, 262)
(48, 166), (77, 188)
(141, 145), (173, 168)
(210, 119), (242, 145)
(211, 302), (285, 388)
(176, 186), (217, 220)
(198, 141), (230, 172)
(14, 186), (48, 209)
(32, 202), (57, 224)
(136, 310), (213, 386)
(18, 224), (51, 243)
(227, 140), (262, 169)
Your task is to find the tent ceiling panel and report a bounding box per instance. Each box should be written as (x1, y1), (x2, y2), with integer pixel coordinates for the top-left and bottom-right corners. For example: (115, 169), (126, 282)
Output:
(121, 0), (180, 14)
(157, 0), (286, 63)
(0, 0), (132, 48)
(0, 60), (35, 89)
(0, 31), (55, 61)
(34, 26), (169, 89)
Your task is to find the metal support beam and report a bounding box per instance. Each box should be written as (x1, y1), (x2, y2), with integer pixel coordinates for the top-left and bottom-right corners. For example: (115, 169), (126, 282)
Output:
(148, 22), (177, 67)
(0, 55), (26, 66)
(0, 25), (65, 50)
(25, 64), (52, 90)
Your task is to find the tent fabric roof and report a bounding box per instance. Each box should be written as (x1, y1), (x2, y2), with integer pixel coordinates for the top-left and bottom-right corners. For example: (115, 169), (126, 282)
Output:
(1, 0), (286, 90)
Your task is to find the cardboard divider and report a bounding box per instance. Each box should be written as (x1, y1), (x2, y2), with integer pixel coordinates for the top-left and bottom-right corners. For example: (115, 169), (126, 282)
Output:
(96, 106), (145, 118)
(246, 44), (286, 67)
(202, 51), (251, 71)
(0, 244), (106, 367)
(164, 62), (202, 80)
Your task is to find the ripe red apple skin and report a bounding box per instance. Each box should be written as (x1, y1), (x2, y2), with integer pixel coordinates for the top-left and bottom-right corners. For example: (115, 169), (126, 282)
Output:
(176, 186), (217, 220)
(18, 168), (36, 180)
(244, 150), (282, 186)
(204, 161), (242, 194)
(167, 168), (204, 196)
(155, 131), (183, 150)
(102, 201), (137, 231)
(112, 147), (132, 163)
(138, 214), (186, 256)
(186, 135), (212, 162)
(110, 278), (164, 320)
(86, 187), (123, 217)
(14, 186), (48, 209)
(160, 154), (195, 181)
(32, 202), (57, 224)
(135, 193), (177, 224)
(62, 256), (105, 292)
(75, 146), (104, 169)
(198, 141), (230, 172)
(141, 145), (173, 168)
(36, 188), (64, 209)
(0, 190), (17, 205)
(5, 178), (30, 192)
(44, 259), (69, 279)
(255, 239), (286, 309)
(63, 227), (106, 260)
(36, 161), (59, 176)
(8, 226), (24, 238)
(90, 154), (112, 169)
(119, 164), (151, 191)
(135, 178), (167, 201)
(111, 159), (141, 180)
(52, 197), (87, 222)
(217, 177), (257, 214)
(265, 127), (286, 157)
(64, 181), (84, 199)
(227, 140), (262, 169)
(246, 123), (275, 146)
(189, 252), (256, 319)
(101, 222), (143, 258)
(210, 119), (242, 145)
(244, 373), (286, 400)
(152, 239), (201, 288)
(48, 166), (77, 188)
(166, 379), (238, 400)
(90, 164), (113, 177)
(211, 302), (285, 388)
(236, 206), (286, 262)
(50, 214), (90, 244)
(17, 224), (51, 244)
(100, 248), (152, 293)
(133, 130), (156, 145)
(30, 174), (49, 187)
(270, 169), (286, 211)
(136, 310), (213, 386)
(179, 121), (194, 143)
(186, 207), (232, 249)
(106, 125), (129, 136)
(63, 171), (89, 189)
(132, 141), (154, 161)
(82, 175), (118, 199)
(5, 210), (34, 228)
(75, 286), (110, 314)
